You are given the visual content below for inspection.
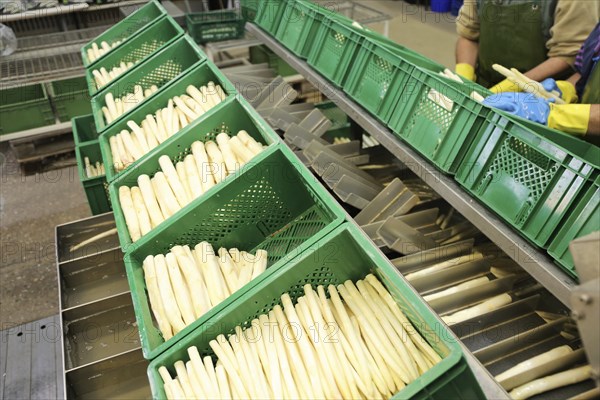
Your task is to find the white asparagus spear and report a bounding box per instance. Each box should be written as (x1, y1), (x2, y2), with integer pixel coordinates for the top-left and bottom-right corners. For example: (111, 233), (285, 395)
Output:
(153, 171), (182, 217)
(184, 155), (204, 199)
(365, 274), (441, 365)
(281, 293), (326, 399)
(91, 42), (101, 59)
(118, 186), (141, 242)
(175, 161), (193, 205)
(115, 133), (132, 167)
(86, 48), (95, 62)
(236, 326), (271, 398)
(423, 276), (491, 302)
(115, 98), (124, 116)
(142, 255), (173, 340)
(236, 252), (254, 290)
(205, 141), (227, 183)
(509, 365), (592, 400)
(174, 360), (195, 399)
(188, 347), (216, 398)
(258, 314), (285, 399)
(272, 306), (312, 399)
(217, 248), (239, 294)
(203, 357), (220, 400)
(141, 120), (159, 150)
(209, 339), (249, 398)
(121, 130), (144, 160)
(216, 132), (238, 175)
(105, 92), (118, 121)
(237, 130), (264, 155)
(130, 186), (152, 236)
(171, 245), (211, 318)
(102, 106), (114, 124)
(442, 293), (512, 325)
(215, 84), (226, 101)
(186, 85), (209, 113)
(154, 254), (186, 333)
(109, 136), (121, 170)
(202, 84), (219, 108)
(229, 136), (256, 164)
(191, 141), (216, 191)
(228, 334), (261, 398)
(215, 363), (232, 400)
(146, 114), (166, 144)
(137, 174), (165, 228)
(176, 107), (189, 130)
(165, 252), (196, 326)
(186, 361), (207, 398)
(127, 120), (150, 154)
(173, 95), (199, 121)
(144, 88), (152, 98)
(195, 242), (228, 305)
(496, 345), (574, 383)
(92, 70), (107, 87)
(155, 110), (170, 142)
(151, 176), (174, 219)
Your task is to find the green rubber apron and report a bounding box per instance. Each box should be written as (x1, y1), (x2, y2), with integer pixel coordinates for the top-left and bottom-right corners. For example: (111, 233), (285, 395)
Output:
(582, 62), (600, 104)
(477, 0), (548, 88)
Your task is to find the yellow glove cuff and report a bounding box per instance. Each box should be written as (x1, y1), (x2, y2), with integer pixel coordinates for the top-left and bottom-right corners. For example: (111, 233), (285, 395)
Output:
(490, 78), (522, 94)
(555, 81), (578, 104)
(547, 104), (590, 136)
(456, 63), (476, 81)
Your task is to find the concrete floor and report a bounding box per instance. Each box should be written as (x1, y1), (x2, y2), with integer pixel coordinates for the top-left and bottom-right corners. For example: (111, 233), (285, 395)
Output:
(0, 1), (458, 327)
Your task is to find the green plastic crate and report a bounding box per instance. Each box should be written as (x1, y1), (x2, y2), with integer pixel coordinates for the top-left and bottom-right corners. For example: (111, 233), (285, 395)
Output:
(255, 0), (289, 36)
(548, 175), (599, 280)
(81, 0), (168, 68)
(456, 113), (599, 249)
(121, 145), (346, 359)
(108, 95), (282, 249)
(307, 17), (363, 87)
(186, 10), (245, 44)
(249, 45), (297, 76)
(90, 36), (207, 134)
(75, 141), (112, 215)
(0, 84), (54, 135)
(98, 61), (237, 182)
(275, 0), (325, 59)
(72, 114), (99, 146)
(389, 68), (492, 174)
(147, 223), (486, 399)
(240, 0), (259, 21)
(51, 77), (92, 122)
(85, 16), (185, 97)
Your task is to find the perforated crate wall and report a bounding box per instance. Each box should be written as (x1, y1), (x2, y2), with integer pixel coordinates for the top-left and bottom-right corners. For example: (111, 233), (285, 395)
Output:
(90, 36), (206, 133)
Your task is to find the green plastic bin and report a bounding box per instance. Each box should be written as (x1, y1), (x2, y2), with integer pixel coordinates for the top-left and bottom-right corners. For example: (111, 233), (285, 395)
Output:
(255, 0), (289, 36)
(240, 0), (259, 21)
(121, 145), (346, 359)
(307, 16), (363, 87)
(275, 0), (325, 59)
(85, 16), (185, 97)
(51, 77), (92, 122)
(456, 113), (600, 249)
(147, 223), (486, 399)
(81, 0), (168, 67)
(75, 141), (111, 215)
(98, 61), (237, 182)
(186, 10), (245, 44)
(0, 84), (54, 135)
(389, 68), (492, 174)
(548, 175), (599, 280)
(108, 95), (282, 249)
(90, 36), (207, 134)
(72, 114), (100, 146)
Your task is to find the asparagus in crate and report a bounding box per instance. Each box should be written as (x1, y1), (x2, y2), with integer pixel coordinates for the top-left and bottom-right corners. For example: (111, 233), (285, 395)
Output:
(117, 130), (265, 241)
(143, 241), (268, 340)
(84, 157), (105, 178)
(101, 84), (159, 124)
(158, 274), (441, 400)
(86, 40), (123, 64)
(108, 82), (227, 173)
(92, 61), (136, 90)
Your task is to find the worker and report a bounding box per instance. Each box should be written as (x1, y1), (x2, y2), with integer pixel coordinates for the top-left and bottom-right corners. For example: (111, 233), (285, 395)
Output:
(482, 22), (600, 141)
(454, 0), (599, 93)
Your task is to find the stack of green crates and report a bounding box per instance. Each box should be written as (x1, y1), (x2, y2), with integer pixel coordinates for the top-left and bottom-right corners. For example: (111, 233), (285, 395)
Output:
(0, 83), (54, 135)
(51, 77), (92, 122)
(72, 115), (111, 215)
(186, 9), (245, 44)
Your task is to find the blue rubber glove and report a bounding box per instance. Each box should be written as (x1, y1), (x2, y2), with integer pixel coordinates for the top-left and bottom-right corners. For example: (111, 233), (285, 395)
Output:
(541, 78), (578, 103)
(541, 78), (562, 97)
(483, 93), (552, 125)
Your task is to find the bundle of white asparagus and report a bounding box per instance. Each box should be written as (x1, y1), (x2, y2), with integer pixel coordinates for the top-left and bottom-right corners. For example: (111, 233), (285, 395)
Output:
(158, 274), (441, 400)
(108, 82), (227, 173)
(86, 40), (123, 63)
(84, 157), (105, 178)
(102, 84), (159, 124)
(92, 61), (136, 89)
(143, 242), (268, 341)
(118, 130), (265, 242)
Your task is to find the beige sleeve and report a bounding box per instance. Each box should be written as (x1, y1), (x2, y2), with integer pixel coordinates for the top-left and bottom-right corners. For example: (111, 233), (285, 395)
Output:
(547, 0), (600, 66)
(456, 0), (480, 41)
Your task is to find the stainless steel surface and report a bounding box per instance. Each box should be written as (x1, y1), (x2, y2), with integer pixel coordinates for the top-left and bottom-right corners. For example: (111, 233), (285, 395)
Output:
(407, 256), (492, 293)
(62, 293), (139, 371)
(55, 212), (118, 264)
(0, 3), (88, 23)
(65, 348), (150, 400)
(248, 23), (576, 310)
(0, 315), (65, 400)
(16, 26), (108, 53)
(392, 239), (475, 273)
(354, 178), (420, 225)
(570, 232), (600, 386)
(0, 121), (72, 143)
(85, 0), (149, 12)
(59, 248), (128, 311)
